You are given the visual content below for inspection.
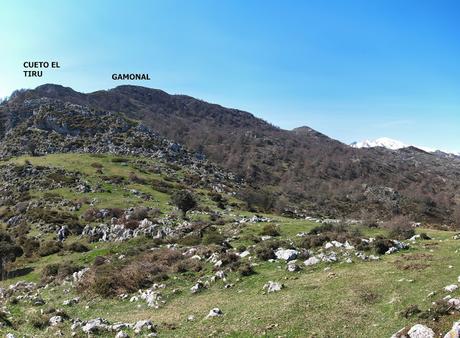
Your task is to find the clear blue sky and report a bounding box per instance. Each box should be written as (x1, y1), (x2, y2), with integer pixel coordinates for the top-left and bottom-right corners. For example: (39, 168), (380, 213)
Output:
(1, 0), (459, 151)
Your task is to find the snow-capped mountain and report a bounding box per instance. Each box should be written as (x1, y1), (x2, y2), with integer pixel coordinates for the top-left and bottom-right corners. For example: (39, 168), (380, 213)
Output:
(350, 137), (408, 150)
(350, 137), (459, 156)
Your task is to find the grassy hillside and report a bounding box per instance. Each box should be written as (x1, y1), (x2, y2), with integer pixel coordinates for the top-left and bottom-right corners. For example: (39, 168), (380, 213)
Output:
(1, 153), (460, 337)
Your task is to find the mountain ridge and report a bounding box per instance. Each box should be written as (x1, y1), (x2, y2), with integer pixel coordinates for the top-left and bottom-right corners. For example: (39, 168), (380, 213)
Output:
(2, 84), (460, 223)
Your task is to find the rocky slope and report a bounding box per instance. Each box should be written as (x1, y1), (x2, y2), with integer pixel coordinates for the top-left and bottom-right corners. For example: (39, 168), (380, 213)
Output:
(2, 84), (460, 224)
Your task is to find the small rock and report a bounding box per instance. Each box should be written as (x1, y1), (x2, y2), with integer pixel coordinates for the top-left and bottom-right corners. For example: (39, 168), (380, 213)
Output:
(191, 281), (204, 294)
(81, 318), (110, 334)
(407, 324), (435, 338)
(304, 256), (320, 266)
(206, 308), (223, 318)
(444, 284), (458, 292)
(287, 262), (300, 272)
(49, 316), (64, 326)
(275, 248), (298, 261)
(115, 331), (129, 338)
(133, 320), (155, 334)
(263, 281), (284, 293)
(443, 321), (460, 338)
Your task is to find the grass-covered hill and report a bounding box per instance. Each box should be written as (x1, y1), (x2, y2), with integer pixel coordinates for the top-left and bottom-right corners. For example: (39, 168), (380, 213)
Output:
(1, 153), (460, 337)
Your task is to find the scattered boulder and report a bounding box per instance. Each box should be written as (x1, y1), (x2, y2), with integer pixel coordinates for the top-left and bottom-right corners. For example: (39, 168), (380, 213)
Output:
(206, 308), (223, 318)
(287, 261), (300, 272)
(444, 284), (458, 293)
(444, 321), (460, 338)
(191, 281), (205, 294)
(275, 248), (298, 261)
(133, 320), (155, 334)
(81, 318), (110, 334)
(63, 297), (80, 306)
(49, 316), (64, 326)
(407, 324), (435, 338)
(115, 332), (129, 338)
(263, 281), (284, 293)
(304, 256), (320, 266)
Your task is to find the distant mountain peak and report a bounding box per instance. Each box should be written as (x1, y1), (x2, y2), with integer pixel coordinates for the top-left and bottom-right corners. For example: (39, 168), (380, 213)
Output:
(350, 137), (407, 150)
(350, 137), (459, 157)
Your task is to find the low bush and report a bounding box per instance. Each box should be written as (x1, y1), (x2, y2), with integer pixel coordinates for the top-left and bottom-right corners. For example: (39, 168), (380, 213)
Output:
(128, 172), (146, 184)
(238, 263), (256, 276)
(19, 237), (40, 257)
(202, 229), (225, 245)
(38, 241), (62, 257)
(79, 248), (194, 297)
(41, 262), (81, 283)
(372, 237), (393, 255)
(30, 314), (50, 329)
(129, 207), (149, 221)
(385, 216), (415, 240)
(66, 242), (89, 253)
(0, 310), (12, 327)
(178, 234), (202, 246)
(260, 224), (280, 237)
(255, 242), (277, 260)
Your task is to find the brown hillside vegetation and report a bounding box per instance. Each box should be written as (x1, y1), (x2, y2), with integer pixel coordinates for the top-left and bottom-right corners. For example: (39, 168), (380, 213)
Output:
(2, 84), (460, 224)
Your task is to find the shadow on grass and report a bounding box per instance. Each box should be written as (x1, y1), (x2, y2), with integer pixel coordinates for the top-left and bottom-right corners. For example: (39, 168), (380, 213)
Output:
(0, 267), (34, 281)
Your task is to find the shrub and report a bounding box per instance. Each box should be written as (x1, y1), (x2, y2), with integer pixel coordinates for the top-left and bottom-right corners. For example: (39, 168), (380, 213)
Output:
(41, 262), (81, 283)
(178, 234), (202, 246)
(80, 248), (190, 297)
(172, 190), (197, 218)
(299, 234), (330, 249)
(308, 223), (347, 235)
(128, 172), (146, 184)
(236, 245), (247, 253)
(238, 263), (256, 276)
(124, 219), (140, 230)
(93, 256), (107, 266)
(130, 207), (149, 221)
(0, 231), (24, 277)
(38, 241), (62, 257)
(19, 237), (40, 257)
(82, 208), (101, 222)
(30, 313), (50, 329)
(109, 208), (124, 218)
(0, 310), (12, 327)
(260, 224), (280, 237)
(173, 259), (203, 273)
(385, 216), (415, 240)
(372, 237), (392, 255)
(66, 242), (89, 253)
(202, 229), (225, 245)
(111, 157), (129, 163)
(91, 162), (103, 169)
(420, 232), (431, 240)
(255, 243), (277, 261)
(220, 252), (240, 267)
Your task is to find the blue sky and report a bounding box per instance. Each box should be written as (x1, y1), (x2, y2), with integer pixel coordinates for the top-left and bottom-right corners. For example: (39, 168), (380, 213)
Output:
(1, 0), (459, 151)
